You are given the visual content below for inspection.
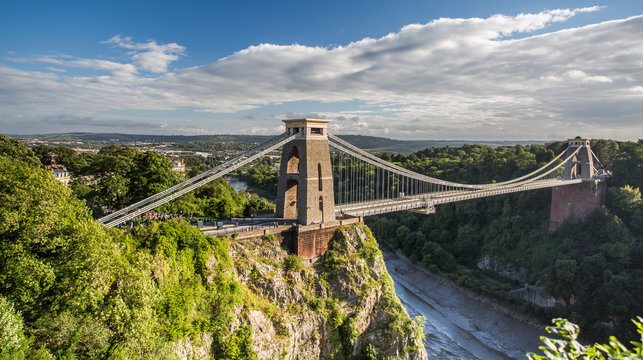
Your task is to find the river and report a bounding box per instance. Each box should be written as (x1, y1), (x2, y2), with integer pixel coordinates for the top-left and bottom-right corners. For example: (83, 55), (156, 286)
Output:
(383, 250), (545, 359)
(225, 177), (249, 192)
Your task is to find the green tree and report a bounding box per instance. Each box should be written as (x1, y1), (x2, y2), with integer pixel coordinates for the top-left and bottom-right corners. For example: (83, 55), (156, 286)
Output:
(395, 225), (411, 249)
(214, 197), (235, 218)
(607, 185), (642, 224)
(0, 135), (40, 167)
(32, 144), (53, 165)
(0, 295), (27, 359)
(550, 259), (578, 299)
(592, 139), (619, 168)
(0, 155), (125, 357)
(52, 146), (76, 166)
(421, 241), (456, 272)
(527, 317), (643, 360)
(245, 196), (274, 215)
(611, 141), (643, 189)
(129, 151), (179, 202)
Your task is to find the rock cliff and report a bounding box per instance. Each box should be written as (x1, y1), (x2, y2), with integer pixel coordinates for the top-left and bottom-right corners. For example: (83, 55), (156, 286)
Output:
(178, 223), (427, 359)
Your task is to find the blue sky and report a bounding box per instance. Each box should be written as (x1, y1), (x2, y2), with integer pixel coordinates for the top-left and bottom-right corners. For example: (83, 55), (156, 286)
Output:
(1, 0), (643, 140)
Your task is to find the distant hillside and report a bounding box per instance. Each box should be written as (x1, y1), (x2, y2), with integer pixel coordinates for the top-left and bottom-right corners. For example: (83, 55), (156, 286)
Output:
(337, 135), (544, 154)
(15, 132), (545, 154)
(15, 132), (274, 144)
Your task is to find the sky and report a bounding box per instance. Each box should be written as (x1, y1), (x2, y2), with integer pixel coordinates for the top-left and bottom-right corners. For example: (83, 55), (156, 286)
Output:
(1, 0), (642, 140)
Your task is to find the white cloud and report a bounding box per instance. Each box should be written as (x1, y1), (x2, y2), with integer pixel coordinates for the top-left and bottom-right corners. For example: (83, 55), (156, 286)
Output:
(103, 35), (185, 73)
(248, 125), (286, 135)
(1, 7), (643, 140)
(542, 69), (613, 83)
(69, 59), (138, 80)
(5, 54), (138, 80)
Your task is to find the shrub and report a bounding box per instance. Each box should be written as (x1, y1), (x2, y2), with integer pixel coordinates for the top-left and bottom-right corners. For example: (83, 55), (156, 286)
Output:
(323, 249), (344, 270)
(282, 254), (304, 272)
(362, 343), (377, 360)
(359, 238), (381, 262)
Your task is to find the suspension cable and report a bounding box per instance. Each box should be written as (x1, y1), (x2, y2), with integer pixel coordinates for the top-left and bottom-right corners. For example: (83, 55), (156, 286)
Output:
(104, 133), (299, 228)
(329, 134), (570, 190)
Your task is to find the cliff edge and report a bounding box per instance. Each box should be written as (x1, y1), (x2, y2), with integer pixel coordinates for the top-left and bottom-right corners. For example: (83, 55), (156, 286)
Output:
(176, 224), (427, 359)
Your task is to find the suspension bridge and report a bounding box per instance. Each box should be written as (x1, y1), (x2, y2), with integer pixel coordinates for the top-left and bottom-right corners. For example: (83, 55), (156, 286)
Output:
(98, 118), (609, 258)
(327, 133), (606, 217)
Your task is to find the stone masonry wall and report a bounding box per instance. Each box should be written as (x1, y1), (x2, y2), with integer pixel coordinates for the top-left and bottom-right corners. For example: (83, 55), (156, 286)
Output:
(294, 226), (337, 259)
(549, 180), (608, 231)
(232, 225), (295, 251)
(231, 217), (363, 260)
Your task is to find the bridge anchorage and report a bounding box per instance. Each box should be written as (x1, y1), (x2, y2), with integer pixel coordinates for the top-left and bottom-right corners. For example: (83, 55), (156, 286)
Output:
(98, 119), (610, 259)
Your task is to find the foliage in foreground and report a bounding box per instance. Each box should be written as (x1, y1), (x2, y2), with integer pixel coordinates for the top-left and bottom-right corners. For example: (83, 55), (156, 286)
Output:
(0, 139), (257, 359)
(527, 317), (643, 360)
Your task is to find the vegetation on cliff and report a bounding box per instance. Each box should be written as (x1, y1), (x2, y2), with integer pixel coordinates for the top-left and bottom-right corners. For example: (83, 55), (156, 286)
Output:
(0, 144), (254, 358)
(229, 225), (426, 359)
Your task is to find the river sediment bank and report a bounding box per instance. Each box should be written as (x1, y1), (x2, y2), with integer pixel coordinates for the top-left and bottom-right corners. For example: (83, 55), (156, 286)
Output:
(383, 250), (546, 359)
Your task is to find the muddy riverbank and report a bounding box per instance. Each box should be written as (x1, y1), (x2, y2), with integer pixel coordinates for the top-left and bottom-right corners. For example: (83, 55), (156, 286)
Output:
(383, 250), (546, 359)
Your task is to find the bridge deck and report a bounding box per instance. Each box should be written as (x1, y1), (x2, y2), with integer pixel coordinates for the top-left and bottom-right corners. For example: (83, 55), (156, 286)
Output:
(335, 178), (585, 217)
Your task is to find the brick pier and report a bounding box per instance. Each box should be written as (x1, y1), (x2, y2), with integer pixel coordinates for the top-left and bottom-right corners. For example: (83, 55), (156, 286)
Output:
(549, 180), (608, 230)
(228, 217), (363, 260)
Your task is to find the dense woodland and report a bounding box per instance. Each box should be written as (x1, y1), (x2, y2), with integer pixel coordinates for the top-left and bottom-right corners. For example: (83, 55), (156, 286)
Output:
(0, 136), (261, 358)
(365, 140), (643, 343)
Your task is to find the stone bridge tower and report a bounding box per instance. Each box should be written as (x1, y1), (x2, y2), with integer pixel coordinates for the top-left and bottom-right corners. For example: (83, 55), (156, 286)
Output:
(276, 118), (335, 225)
(550, 138), (607, 230)
(563, 138), (594, 179)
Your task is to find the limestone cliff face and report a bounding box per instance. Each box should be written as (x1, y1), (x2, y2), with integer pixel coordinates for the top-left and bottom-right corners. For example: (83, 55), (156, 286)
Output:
(477, 256), (560, 308)
(229, 224), (428, 360)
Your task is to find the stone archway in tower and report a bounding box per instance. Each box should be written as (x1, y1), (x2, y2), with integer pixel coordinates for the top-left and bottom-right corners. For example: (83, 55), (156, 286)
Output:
(287, 146), (300, 174)
(284, 179), (298, 219)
